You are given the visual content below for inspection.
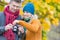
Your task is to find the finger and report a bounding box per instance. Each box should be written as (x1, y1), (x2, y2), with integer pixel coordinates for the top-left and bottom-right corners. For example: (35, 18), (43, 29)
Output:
(21, 30), (24, 33)
(7, 23), (12, 25)
(12, 22), (16, 26)
(12, 20), (17, 25)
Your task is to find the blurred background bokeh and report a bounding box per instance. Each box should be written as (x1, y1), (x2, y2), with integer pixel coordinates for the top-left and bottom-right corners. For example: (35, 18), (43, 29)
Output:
(0, 0), (60, 40)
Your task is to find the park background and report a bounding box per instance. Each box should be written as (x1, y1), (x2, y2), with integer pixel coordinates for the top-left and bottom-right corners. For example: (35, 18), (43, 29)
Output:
(0, 0), (60, 40)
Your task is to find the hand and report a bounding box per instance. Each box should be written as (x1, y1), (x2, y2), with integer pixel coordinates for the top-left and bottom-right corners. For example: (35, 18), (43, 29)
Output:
(13, 20), (20, 26)
(5, 23), (13, 31)
(18, 25), (24, 33)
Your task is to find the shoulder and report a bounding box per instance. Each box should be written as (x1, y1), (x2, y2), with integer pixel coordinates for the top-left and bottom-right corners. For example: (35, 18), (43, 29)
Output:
(30, 18), (40, 24)
(0, 12), (5, 20)
(32, 19), (40, 22)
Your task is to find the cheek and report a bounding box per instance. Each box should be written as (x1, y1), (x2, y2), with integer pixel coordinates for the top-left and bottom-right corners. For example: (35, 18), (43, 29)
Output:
(28, 15), (32, 18)
(10, 6), (14, 10)
(23, 15), (28, 18)
(23, 16), (27, 18)
(9, 6), (13, 11)
(23, 13), (32, 18)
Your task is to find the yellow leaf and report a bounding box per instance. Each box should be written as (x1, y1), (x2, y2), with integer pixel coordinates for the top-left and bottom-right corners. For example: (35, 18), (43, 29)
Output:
(52, 18), (59, 26)
(45, 0), (51, 3)
(20, 9), (23, 15)
(54, 0), (60, 3)
(43, 36), (47, 40)
(42, 20), (50, 31)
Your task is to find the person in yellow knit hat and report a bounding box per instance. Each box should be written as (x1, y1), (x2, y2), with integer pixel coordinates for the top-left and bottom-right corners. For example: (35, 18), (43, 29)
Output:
(13, 2), (42, 40)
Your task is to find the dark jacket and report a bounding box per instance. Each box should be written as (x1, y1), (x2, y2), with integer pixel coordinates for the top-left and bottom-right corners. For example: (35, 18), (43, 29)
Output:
(0, 12), (22, 40)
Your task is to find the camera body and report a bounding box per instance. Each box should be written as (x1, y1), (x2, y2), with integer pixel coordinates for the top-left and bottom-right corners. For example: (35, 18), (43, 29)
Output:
(13, 24), (18, 34)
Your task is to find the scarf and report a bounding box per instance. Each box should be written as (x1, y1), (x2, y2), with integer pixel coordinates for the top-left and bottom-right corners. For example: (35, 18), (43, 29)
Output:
(3, 6), (19, 40)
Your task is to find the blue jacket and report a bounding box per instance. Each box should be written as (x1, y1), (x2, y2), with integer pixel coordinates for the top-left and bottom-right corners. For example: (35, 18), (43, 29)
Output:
(0, 12), (22, 40)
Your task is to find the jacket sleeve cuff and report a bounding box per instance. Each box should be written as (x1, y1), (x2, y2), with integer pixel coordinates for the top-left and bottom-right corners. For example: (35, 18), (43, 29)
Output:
(0, 26), (5, 34)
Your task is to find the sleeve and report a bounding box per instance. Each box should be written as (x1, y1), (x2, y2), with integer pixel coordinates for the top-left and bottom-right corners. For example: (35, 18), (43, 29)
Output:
(18, 19), (41, 33)
(0, 12), (5, 34)
(0, 26), (5, 34)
